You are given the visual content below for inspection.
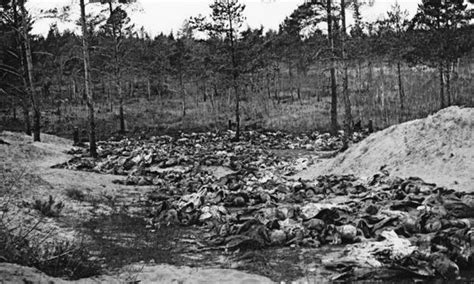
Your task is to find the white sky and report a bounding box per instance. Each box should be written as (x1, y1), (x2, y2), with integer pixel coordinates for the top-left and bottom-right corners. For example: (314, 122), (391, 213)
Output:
(28, 0), (422, 37)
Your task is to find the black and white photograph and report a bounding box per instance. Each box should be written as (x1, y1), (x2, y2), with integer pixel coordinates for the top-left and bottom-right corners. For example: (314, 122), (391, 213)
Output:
(0, 0), (473, 282)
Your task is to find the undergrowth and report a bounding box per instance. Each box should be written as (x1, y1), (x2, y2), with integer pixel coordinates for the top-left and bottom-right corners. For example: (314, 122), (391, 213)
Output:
(0, 170), (102, 280)
(32, 195), (64, 217)
(65, 188), (86, 202)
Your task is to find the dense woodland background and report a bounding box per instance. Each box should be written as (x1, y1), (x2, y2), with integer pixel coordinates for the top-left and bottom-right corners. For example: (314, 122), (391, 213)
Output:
(1, 0), (473, 149)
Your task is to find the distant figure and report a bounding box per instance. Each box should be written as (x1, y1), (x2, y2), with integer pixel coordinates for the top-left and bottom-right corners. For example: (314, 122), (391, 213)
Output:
(353, 120), (362, 132)
(228, 120), (237, 130)
(367, 120), (374, 133)
(73, 127), (80, 146)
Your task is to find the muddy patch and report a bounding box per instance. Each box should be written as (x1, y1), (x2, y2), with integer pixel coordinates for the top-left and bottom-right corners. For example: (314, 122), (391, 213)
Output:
(78, 213), (335, 282)
(80, 214), (205, 269)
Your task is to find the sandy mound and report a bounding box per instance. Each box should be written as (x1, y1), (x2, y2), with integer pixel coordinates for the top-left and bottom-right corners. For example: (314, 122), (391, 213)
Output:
(295, 106), (474, 192)
(0, 263), (273, 284)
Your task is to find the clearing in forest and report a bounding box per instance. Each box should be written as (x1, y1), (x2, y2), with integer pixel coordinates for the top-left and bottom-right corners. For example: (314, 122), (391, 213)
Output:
(0, 107), (473, 283)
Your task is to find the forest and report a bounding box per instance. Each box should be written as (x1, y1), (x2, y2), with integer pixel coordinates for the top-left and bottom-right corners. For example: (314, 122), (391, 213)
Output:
(1, 0), (472, 150)
(1, 1), (474, 282)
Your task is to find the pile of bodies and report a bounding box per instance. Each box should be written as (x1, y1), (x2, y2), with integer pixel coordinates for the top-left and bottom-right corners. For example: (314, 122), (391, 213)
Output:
(55, 130), (473, 280)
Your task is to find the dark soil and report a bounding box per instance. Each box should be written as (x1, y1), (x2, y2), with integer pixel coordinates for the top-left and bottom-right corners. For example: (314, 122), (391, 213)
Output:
(79, 213), (318, 282)
(80, 214), (203, 269)
(79, 213), (474, 283)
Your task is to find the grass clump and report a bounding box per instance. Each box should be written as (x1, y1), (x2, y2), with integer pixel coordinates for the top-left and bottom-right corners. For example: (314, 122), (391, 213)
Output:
(65, 188), (86, 202)
(32, 195), (64, 217)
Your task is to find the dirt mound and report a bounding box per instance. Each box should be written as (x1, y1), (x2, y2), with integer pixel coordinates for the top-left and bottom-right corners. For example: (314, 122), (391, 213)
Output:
(296, 106), (474, 191)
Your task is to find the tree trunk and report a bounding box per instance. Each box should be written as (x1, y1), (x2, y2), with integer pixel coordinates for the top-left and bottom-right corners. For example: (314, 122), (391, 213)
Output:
(452, 59), (459, 104)
(203, 81), (207, 102)
(438, 63), (445, 109)
(68, 80), (72, 99)
(327, 0), (338, 135)
(297, 70), (302, 101)
(195, 81), (199, 107)
(12, 99), (17, 120)
(108, 81), (113, 112)
(274, 68), (280, 103)
(235, 82), (240, 140)
(19, 0), (40, 141)
(129, 80), (134, 97)
(179, 71), (186, 118)
(211, 83), (216, 111)
(119, 83), (125, 133)
(367, 60), (373, 90)
(118, 86), (125, 133)
(288, 62), (294, 102)
(80, 0), (97, 158)
(330, 68), (338, 134)
(102, 78), (106, 96)
(21, 100), (31, 136)
(266, 76), (272, 99)
(356, 60), (363, 122)
(13, 0), (31, 135)
(379, 62), (385, 127)
(147, 78), (151, 100)
(108, 1), (125, 134)
(445, 61), (451, 106)
(228, 15), (240, 141)
(72, 78), (77, 100)
(397, 61), (405, 123)
(340, 0), (352, 150)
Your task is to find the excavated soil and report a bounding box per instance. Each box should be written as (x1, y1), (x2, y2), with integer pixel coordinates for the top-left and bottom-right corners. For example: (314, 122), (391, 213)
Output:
(295, 106), (473, 192)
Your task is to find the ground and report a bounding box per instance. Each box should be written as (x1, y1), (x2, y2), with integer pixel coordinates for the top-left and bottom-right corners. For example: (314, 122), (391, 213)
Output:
(0, 131), (276, 283)
(0, 107), (473, 283)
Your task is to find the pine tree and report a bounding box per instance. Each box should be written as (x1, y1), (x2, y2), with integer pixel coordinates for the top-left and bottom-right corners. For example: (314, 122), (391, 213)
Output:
(99, 0), (135, 133)
(192, 0), (246, 141)
(79, 0), (97, 157)
(19, 0), (40, 141)
(410, 0), (473, 109)
(376, 3), (410, 122)
(340, 0), (353, 150)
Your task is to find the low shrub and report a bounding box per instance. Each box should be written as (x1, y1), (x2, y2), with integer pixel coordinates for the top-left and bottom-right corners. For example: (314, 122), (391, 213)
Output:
(35, 240), (102, 279)
(32, 195), (64, 217)
(0, 222), (101, 280)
